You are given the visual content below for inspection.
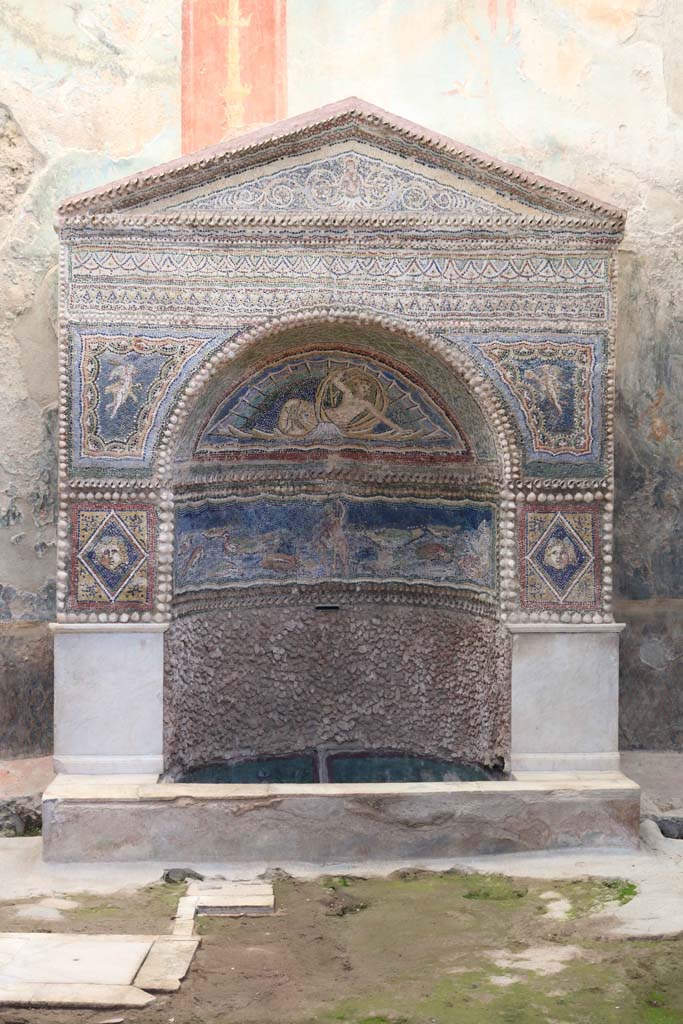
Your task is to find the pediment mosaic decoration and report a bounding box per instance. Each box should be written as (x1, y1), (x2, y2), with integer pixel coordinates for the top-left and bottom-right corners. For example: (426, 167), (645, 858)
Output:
(167, 150), (509, 217)
(195, 349), (472, 463)
(56, 98), (624, 625)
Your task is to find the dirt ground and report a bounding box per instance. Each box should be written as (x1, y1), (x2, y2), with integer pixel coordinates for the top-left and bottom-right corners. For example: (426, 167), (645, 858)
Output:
(1, 871), (683, 1024)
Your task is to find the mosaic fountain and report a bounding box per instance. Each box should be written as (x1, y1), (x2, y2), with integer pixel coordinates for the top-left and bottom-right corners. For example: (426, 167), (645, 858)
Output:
(43, 99), (639, 863)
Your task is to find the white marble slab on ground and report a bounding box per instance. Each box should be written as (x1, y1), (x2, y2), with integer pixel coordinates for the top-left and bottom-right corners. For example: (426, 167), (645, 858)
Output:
(0, 983), (154, 1008)
(191, 879), (275, 915)
(196, 891), (274, 914)
(187, 880), (273, 896)
(0, 933), (154, 987)
(134, 937), (199, 992)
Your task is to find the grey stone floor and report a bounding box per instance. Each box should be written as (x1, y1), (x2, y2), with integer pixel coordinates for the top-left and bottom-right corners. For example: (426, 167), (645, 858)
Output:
(621, 750), (683, 815)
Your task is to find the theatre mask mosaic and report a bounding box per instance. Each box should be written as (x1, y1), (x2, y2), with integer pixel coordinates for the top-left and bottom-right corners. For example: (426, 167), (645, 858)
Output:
(56, 99), (623, 636)
(70, 503), (156, 611)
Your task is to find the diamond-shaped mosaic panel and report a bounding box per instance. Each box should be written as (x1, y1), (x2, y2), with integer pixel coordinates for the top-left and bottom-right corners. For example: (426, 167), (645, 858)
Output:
(520, 504), (601, 610)
(70, 503), (156, 610)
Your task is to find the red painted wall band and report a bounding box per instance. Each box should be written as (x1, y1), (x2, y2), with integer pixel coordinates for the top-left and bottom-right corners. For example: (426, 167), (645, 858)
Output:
(182, 0), (287, 154)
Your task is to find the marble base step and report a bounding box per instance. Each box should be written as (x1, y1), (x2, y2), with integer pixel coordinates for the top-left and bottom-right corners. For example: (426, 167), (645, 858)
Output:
(42, 774), (640, 864)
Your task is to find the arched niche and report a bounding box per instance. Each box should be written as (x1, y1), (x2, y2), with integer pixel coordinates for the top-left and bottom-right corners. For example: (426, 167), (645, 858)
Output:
(163, 319), (513, 777)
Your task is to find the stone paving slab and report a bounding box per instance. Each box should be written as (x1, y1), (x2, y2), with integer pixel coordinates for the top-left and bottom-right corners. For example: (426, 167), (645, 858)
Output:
(0, 933), (154, 987)
(134, 937), (199, 992)
(187, 880), (273, 896)
(171, 918), (196, 937)
(175, 895), (199, 920)
(0, 983), (155, 1007)
(196, 890), (274, 914)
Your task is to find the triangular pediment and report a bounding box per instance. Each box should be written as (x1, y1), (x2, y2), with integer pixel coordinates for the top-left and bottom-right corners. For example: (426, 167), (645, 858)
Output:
(149, 143), (512, 218)
(57, 98), (624, 229)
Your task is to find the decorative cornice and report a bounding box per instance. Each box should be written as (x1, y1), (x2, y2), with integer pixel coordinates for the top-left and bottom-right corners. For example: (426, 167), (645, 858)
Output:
(55, 98), (625, 231)
(171, 580), (499, 620)
(58, 211), (625, 235)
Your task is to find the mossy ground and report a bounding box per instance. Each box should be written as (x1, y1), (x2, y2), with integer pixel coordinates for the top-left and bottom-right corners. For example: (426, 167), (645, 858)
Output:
(1, 871), (682, 1024)
(0, 880), (186, 935)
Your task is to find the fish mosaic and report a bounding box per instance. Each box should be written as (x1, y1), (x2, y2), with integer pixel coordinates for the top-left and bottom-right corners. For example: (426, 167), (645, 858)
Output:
(174, 495), (495, 594)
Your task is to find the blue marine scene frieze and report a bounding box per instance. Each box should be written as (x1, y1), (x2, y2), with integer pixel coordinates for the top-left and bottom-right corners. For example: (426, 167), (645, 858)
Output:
(174, 495), (496, 595)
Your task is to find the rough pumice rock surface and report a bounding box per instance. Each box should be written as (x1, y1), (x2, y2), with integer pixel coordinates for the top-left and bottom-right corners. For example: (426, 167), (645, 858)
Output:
(165, 605), (511, 774)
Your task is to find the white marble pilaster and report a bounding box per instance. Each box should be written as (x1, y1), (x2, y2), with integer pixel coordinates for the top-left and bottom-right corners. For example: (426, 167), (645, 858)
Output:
(508, 623), (625, 774)
(50, 624), (167, 775)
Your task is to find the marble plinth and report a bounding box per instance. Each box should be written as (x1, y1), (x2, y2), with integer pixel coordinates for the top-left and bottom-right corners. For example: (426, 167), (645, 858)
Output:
(42, 774), (640, 864)
(509, 623), (625, 773)
(51, 625), (166, 775)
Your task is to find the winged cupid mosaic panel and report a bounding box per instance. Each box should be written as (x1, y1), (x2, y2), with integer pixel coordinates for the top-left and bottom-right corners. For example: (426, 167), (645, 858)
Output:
(56, 98), (624, 624)
(70, 327), (228, 474)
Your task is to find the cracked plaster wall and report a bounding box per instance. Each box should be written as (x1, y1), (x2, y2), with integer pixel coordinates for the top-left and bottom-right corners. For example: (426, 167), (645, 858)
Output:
(0, 1), (181, 755)
(1, 0), (681, 755)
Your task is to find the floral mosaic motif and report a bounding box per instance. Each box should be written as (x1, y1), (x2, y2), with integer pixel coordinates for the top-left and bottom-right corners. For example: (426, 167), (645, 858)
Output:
(174, 496), (495, 595)
(169, 151), (508, 216)
(520, 505), (601, 609)
(195, 350), (472, 462)
(476, 338), (602, 462)
(70, 328), (228, 471)
(70, 504), (156, 610)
